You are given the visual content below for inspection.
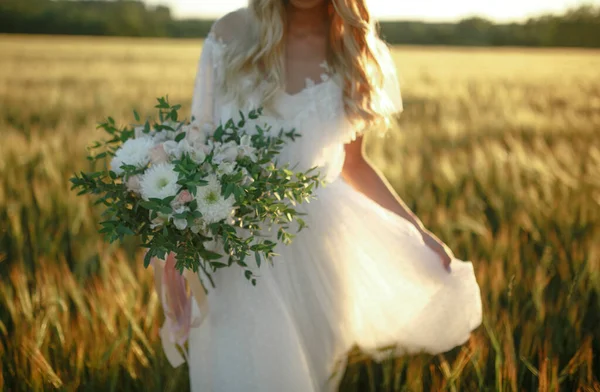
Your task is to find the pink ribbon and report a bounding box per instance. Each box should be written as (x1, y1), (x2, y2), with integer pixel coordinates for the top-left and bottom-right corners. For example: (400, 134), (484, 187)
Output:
(150, 252), (208, 367)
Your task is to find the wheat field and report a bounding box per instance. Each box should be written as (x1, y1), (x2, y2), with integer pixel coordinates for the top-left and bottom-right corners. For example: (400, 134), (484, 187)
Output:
(0, 34), (599, 391)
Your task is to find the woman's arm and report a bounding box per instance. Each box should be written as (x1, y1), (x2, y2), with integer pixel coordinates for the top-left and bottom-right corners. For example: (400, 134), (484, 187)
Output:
(341, 134), (453, 270)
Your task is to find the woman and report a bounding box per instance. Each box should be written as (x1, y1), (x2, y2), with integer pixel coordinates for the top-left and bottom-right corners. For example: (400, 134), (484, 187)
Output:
(160, 0), (482, 390)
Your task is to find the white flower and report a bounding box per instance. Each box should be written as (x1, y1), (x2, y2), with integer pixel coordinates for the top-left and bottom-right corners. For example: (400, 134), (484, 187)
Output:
(190, 218), (206, 234)
(150, 131), (174, 144)
(159, 120), (180, 135)
(110, 137), (155, 175)
(171, 206), (189, 231)
(184, 140), (207, 164)
(173, 217), (188, 230)
(139, 163), (181, 201)
(163, 139), (206, 164)
(195, 174), (236, 224)
(213, 141), (239, 164)
(240, 167), (254, 186)
(162, 140), (179, 157)
(149, 143), (169, 164)
(134, 125), (147, 139)
(183, 121), (209, 146)
(238, 135), (258, 162)
(125, 175), (142, 194)
(171, 189), (194, 210)
(150, 211), (169, 229)
(217, 161), (237, 176)
(132, 120), (186, 144)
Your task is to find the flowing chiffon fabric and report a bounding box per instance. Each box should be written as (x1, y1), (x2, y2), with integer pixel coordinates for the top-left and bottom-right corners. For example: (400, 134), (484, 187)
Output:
(168, 28), (484, 392)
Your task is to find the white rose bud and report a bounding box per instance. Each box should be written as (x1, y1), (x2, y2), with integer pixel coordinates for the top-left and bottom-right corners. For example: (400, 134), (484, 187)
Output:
(162, 140), (180, 158)
(125, 175), (142, 194)
(173, 218), (188, 230)
(149, 143), (169, 164)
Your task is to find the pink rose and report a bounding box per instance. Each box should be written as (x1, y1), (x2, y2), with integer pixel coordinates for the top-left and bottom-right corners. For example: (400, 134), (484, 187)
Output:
(177, 190), (193, 204)
(171, 189), (194, 209)
(149, 144), (169, 164)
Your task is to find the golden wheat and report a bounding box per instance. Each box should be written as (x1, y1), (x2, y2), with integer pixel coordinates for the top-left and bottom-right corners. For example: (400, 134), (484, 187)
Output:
(0, 34), (599, 391)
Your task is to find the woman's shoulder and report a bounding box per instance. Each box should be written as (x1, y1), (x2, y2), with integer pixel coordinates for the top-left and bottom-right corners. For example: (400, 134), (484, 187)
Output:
(209, 7), (251, 45)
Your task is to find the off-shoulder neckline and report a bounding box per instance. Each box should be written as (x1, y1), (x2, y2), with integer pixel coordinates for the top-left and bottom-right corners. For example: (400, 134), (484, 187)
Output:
(204, 31), (339, 99)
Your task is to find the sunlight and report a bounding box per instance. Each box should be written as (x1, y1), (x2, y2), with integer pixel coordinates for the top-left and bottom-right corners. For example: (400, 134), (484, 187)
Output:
(144, 0), (595, 21)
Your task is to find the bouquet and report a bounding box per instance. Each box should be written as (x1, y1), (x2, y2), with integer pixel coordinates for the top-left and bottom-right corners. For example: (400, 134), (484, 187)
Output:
(71, 97), (323, 289)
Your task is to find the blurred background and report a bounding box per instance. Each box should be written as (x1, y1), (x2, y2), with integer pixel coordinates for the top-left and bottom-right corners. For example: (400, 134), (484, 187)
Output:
(0, 0), (599, 391)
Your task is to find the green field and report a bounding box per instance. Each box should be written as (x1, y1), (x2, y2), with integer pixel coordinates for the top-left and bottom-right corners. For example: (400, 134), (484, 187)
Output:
(0, 34), (599, 391)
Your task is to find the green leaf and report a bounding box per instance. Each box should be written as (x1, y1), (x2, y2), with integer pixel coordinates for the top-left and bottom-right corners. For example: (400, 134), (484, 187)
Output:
(201, 249), (223, 260)
(116, 225), (135, 236)
(143, 249), (153, 268)
(213, 125), (224, 140)
(254, 251), (261, 268)
(175, 132), (186, 142)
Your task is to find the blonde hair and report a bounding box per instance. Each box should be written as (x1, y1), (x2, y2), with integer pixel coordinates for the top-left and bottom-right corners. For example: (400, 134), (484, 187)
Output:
(217, 0), (394, 132)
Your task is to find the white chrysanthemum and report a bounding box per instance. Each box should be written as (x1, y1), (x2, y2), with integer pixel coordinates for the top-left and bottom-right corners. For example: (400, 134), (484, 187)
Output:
(110, 137), (155, 175)
(139, 163), (181, 201)
(195, 174), (235, 224)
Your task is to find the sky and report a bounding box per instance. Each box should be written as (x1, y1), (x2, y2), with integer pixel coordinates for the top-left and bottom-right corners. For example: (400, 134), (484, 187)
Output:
(144, 0), (599, 22)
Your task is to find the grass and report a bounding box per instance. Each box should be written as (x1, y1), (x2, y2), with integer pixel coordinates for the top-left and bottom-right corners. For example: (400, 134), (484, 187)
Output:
(0, 34), (599, 391)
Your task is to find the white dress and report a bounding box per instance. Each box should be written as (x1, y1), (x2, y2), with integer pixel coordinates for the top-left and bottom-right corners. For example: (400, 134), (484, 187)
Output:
(179, 32), (483, 392)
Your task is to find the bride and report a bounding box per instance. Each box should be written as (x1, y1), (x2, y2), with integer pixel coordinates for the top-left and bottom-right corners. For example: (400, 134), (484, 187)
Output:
(154, 0), (483, 391)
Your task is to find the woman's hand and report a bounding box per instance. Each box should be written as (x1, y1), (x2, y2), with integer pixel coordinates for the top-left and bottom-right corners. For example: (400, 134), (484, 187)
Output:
(421, 230), (453, 272)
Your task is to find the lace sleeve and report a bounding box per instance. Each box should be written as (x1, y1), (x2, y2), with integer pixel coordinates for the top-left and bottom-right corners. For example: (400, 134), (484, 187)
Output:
(191, 31), (225, 127)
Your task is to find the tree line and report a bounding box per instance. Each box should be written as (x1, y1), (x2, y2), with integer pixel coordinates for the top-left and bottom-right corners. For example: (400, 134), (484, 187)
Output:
(1, 0), (600, 48)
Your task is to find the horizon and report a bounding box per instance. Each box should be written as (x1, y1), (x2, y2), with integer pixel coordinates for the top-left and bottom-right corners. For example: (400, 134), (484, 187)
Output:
(145, 0), (600, 23)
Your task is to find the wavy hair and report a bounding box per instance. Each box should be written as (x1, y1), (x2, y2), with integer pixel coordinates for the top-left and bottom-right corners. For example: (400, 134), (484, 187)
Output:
(218, 0), (394, 132)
